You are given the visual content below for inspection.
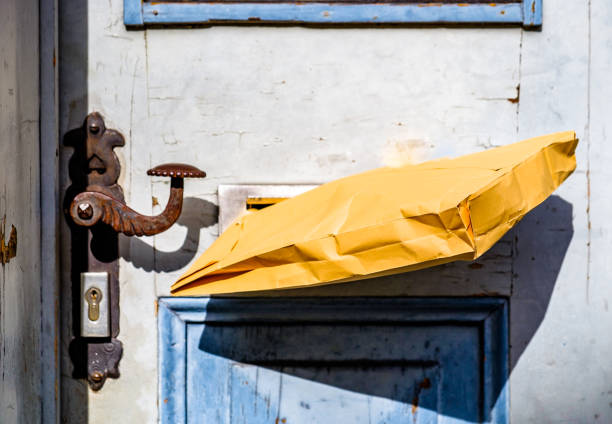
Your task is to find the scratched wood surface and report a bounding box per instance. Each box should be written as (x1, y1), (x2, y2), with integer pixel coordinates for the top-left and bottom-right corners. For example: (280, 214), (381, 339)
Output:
(0, 0), (41, 423)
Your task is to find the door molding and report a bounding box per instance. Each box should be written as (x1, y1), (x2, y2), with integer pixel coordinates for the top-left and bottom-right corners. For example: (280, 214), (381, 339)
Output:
(159, 297), (508, 423)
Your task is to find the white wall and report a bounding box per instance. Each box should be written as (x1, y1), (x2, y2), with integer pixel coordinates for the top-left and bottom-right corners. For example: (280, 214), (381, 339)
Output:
(59, 0), (612, 422)
(0, 0), (41, 423)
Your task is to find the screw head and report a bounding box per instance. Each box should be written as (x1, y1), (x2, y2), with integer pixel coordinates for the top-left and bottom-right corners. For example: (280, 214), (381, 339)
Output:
(91, 371), (104, 382)
(77, 203), (94, 219)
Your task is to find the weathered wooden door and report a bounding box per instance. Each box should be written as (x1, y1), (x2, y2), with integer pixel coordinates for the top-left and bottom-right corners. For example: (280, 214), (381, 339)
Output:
(54, 0), (612, 422)
(0, 1), (48, 422)
(159, 297), (508, 423)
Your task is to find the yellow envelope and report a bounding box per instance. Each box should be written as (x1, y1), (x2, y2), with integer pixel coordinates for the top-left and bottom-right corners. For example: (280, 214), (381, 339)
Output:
(172, 131), (578, 295)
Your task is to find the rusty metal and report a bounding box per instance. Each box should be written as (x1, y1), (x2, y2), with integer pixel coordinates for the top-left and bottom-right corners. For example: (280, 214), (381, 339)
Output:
(0, 217), (17, 265)
(70, 164), (204, 237)
(69, 338), (123, 391)
(69, 171), (203, 236)
(64, 112), (205, 390)
(147, 163), (205, 178)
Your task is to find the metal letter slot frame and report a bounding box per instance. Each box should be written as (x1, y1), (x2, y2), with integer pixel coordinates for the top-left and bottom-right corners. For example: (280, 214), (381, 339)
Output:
(64, 112), (205, 390)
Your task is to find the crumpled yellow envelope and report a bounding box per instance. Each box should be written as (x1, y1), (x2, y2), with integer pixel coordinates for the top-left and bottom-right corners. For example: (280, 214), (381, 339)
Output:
(172, 131), (578, 295)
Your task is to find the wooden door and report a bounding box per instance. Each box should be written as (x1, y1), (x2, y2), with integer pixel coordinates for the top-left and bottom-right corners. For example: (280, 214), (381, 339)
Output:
(159, 297), (508, 423)
(0, 1), (45, 423)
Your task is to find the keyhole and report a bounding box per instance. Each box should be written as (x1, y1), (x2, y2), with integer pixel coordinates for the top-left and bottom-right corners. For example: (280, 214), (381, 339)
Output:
(85, 287), (103, 322)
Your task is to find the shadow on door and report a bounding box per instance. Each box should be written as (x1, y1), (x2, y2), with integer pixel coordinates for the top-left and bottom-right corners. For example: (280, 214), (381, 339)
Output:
(189, 195), (572, 423)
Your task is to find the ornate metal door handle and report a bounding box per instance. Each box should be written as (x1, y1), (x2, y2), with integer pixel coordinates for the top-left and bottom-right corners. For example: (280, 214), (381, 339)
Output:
(64, 112), (205, 390)
(70, 163), (205, 236)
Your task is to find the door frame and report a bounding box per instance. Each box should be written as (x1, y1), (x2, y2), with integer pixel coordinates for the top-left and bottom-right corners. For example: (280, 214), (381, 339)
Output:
(40, 0), (60, 422)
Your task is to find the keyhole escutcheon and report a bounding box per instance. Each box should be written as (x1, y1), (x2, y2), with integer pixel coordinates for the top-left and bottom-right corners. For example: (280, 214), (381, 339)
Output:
(85, 287), (103, 321)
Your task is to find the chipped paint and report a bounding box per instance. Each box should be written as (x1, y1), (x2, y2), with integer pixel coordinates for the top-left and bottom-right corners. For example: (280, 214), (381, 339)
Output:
(0, 216), (17, 265)
(132, 1), (537, 27)
(411, 377), (432, 418)
(507, 84), (520, 104)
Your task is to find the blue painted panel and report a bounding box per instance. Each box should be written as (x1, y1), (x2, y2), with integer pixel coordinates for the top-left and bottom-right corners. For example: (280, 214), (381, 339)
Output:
(126, 1), (541, 28)
(159, 297), (508, 424)
(522, 0), (542, 27)
(124, 0), (143, 26)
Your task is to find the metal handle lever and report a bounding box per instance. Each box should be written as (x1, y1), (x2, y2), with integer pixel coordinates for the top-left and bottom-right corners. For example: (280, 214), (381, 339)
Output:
(69, 163), (205, 236)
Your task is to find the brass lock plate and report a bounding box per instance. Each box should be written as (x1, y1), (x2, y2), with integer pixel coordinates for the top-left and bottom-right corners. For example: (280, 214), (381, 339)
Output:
(80, 272), (110, 337)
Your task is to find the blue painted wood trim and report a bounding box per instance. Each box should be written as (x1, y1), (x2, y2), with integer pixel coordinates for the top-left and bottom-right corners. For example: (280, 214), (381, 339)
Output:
(158, 301), (187, 423)
(124, 0), (144, 27)
(522, 0), (542, 28)
(130, 2), (537, 27)
(483, 299), (509, 423)
(158, 297), (509, 424)
(159, 296), (505, 323)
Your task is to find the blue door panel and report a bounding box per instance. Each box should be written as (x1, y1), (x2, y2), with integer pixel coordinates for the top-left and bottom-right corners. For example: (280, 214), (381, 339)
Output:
(159, 298), (508, 424)
(226, 364), (441, 424)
